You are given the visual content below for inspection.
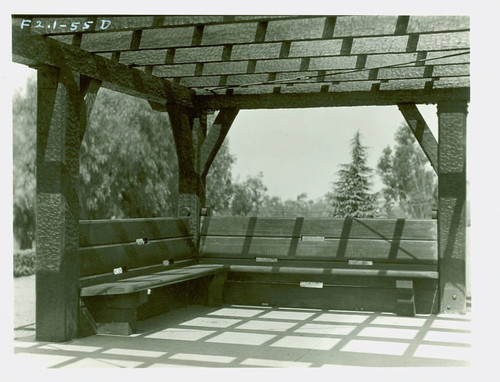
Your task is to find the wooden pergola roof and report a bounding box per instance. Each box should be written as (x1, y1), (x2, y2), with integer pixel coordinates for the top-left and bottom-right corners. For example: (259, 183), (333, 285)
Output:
(12, 15), (470, 110)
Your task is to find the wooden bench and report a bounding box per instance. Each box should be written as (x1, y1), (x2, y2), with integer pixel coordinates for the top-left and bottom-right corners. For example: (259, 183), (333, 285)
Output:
(78, 217), (227, 336)
(199, 217), (438, 316)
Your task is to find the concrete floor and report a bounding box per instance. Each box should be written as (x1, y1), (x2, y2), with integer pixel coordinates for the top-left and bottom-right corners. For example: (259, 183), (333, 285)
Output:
(13, 274), (472, 369)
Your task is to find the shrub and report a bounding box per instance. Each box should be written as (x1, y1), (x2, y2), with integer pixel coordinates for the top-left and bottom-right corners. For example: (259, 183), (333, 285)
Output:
(14, 249), (36, 277)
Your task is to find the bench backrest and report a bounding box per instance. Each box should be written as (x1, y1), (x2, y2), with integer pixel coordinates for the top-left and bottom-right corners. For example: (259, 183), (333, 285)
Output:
(199, 217), (437, 270)
(79, 217), (195, 287)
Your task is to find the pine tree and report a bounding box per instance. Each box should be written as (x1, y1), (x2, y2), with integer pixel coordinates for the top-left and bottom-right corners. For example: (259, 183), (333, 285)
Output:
(327, 131), (378, 218)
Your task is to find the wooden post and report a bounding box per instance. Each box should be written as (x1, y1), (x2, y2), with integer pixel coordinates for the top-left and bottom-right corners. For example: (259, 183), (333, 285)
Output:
(168, 107), (207, 248)
(437, 101), (468, 314)
(35, 66), (84, 341)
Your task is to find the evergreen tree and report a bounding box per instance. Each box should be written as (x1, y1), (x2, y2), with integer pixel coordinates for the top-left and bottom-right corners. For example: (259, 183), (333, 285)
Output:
(377, 124), (437, 218)
(327, 131), (378, 218)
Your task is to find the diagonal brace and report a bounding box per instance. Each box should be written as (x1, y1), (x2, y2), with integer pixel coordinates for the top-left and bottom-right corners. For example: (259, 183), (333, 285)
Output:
(200, 108), (239, 178)
(398, 103), (438, 173)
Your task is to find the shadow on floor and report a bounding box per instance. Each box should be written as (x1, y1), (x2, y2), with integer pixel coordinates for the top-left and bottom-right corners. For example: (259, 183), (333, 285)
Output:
(13, 305), (471, 368)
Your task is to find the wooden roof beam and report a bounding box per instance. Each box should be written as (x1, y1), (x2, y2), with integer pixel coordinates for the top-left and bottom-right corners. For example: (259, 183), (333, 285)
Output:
(195, 88), (470, 109)
(12, 28), (196, 108)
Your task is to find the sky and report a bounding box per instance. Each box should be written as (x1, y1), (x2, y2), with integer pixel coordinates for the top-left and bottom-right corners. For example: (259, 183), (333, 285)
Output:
(227, 105), (438, 201)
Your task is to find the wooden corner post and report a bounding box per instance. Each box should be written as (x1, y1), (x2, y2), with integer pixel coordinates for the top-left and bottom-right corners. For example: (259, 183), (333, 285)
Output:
(168, 106), (207, 248)
(35, 66), (85, 341)
(437, 101), (468, 314)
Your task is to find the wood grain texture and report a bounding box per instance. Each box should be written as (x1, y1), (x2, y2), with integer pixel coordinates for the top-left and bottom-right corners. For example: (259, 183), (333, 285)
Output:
(200, 236), (437, 263)
(80, 264), (225, 296)
(79, 217), (191, 247)
(196, 87), (470, 109)
(398, 103), (438, 172)
(223, 282), (437, 314)
(437, 101), (467, 314)
(79, 237), (195, 277)
(200, 217), (437, 240)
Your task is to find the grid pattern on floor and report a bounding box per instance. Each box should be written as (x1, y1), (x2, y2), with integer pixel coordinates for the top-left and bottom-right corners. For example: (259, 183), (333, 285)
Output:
(13, 305), (471, 368)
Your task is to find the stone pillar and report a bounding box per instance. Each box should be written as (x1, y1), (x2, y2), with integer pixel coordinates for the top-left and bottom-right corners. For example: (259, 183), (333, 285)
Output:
(437, 101), (468, 314)
(35, 66), (83, 341)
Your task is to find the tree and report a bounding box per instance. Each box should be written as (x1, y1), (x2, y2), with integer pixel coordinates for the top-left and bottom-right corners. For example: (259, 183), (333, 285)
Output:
(230, 172), (268, 216)
(377, 124), (437, 218)
(13, 75), (37, 249)
(327, 130), (378, 218)
(206, 140), (236, 215)
(79, 88), (179, 219)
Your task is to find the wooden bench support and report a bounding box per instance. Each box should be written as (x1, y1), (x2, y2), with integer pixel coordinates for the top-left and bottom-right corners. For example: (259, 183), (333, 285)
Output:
(396, 280), (416, 316)
(79, 264), (227, 335)
(207, 271), (228, 306)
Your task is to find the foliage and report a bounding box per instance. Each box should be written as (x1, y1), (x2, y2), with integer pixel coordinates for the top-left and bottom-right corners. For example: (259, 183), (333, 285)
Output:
(260, 194), (332, 217)
(13, 249), (36, 277)
(327, 131), (378, 218)
(230, 172), (268, 216)
(13, 75), (37, 249)
(377, 124), (437, 218)
(79, 88), (179, 219)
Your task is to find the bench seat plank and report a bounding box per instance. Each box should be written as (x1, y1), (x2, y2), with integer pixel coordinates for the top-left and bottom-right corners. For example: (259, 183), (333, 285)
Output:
(228, 265), (439, 279)
(81, 264), (225, 296)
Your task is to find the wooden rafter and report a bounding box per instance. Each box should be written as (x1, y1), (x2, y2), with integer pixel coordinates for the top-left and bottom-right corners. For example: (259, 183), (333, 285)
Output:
(398, 103), (438, 172)
(196, 88), (470, 110)
(200, 108), (239, 178)
(12, 28), (196, 108)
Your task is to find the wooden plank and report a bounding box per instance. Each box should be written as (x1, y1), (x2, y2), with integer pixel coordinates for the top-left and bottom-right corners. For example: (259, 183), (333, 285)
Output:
(228, 265), (439, 279)
(426, 50), (470, 65)
(79, 217), (191, 247)
(351, 35), (409, 54)
(199, 237), (437, 263)
(365, 53), (418, 68)
(265, 18), (326, 41)
(79, 237), (195, 277)
(407, 16), (469, 33)
(201, 217), (437, 240)
(79, 258), (197, 288)
(333, 16), (399, 37)
(140, 26), (194, 49)
(379, 79), (428, 91)
(12, 29), (196, 108)
(153, 64), (197, 77)
(119, 50), (170, 66)
(417, 32), (470, 51)
(223, 282), (437, 314)
(398, 103), (438, 172)
(203, 61), (248, 75)
(433, 77), (470, 89)
(80, 264), (225, 296)
(80, 31), (134, 51)
(254, 58), (302, 73)
(196, 87), (470, 110)
(174, 46), (225, 63)
(228, 43), (281, 60)
(202, 23), (258, 45)
(199, 257), (439, 272)
(288, 40), (343, 57)
(309, 56), (358, 70)
(432, 64), (470, 77)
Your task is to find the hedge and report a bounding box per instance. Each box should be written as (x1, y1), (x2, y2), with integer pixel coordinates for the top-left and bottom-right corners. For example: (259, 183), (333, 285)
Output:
(14, 249), (36, 277)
